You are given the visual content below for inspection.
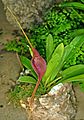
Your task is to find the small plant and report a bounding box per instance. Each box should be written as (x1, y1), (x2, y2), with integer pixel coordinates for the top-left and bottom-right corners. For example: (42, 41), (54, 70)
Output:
(19, 34), (84, 94)
(9, 34), (84, 105)
(7, 4), (84, 108)
(5, 38), (29, 55)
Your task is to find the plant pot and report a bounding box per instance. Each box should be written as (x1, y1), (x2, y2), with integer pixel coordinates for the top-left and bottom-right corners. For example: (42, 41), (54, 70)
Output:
(20, 83), (76, 120)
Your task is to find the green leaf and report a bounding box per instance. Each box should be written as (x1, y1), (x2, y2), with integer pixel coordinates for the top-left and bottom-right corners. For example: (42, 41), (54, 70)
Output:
(59, 2), (84, 10)
(71, 29), (84, 37)
(61, 74), (84, 83)
(46, 34), (54, 62)
(20, 56), (37, 78)
(43, 43), (64, 84)
(80, 0), (84, 3)
(43, 35), (84, 86)
(61, 65), (84, 80)
(18, 76), (36, 84)
(20, 56), (32, 69)
(62, 35), (84, 63)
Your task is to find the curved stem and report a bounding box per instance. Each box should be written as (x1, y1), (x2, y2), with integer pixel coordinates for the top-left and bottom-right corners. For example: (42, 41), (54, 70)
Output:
(29, 79), (40, 107)
(7, 7), (33, 49)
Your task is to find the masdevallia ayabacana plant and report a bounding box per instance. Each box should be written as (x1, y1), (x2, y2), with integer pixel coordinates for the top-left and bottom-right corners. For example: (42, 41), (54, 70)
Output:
(7, 7), (84, 109)
(19, 34), (84, 92)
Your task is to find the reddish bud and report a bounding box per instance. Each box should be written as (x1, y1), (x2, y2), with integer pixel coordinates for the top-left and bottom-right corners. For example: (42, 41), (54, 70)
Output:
(31, 48), (46, 80)
(29, 48), (46, 108)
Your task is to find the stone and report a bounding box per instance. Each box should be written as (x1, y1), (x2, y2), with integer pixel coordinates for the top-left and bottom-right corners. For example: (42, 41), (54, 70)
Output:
(21, 83), (76, 120)
(2, 0), (62, 29)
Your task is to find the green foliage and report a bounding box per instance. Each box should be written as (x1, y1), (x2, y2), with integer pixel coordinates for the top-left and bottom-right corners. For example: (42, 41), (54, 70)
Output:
(9, 84), (34, 104)
(42, 34), (84, 90)
(80, 0), (84, 3)
(9, 82), (46, 104)
(59, 2), (84, 10)
(5, 37), (29, 55)
(28, 7), (84, 67)
(8, 33), (84, 103)
(5, 6), (84, 68)
(61, 74), (84, 83)
(43, 43), (64, 85)
(46, 34), (54, 62)
(61, 65), (84, 80)
(63, 35), (84, 63)
(20, 56), (32, 69)
(20, 56), (37, 78)
(71, 29), (84, 37)
(16, 34), (84, 97)
(18, 76), (36, 84)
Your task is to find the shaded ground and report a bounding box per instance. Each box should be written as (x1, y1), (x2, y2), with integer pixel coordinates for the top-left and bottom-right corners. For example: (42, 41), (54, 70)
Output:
(0, 0), (84, 120)
(0, 1), (28, 120)
(74, 86), (84, 120)
(0, 52), (28, 120)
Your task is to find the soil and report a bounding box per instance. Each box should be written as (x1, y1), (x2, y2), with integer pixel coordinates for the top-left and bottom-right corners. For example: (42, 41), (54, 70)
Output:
(0, 0), (84, 120)
(0, 1), (28, 120)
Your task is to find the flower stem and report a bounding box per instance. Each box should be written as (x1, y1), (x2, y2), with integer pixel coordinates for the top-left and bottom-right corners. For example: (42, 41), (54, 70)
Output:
(29, 79), (40, 107)
(7, 7), (33, 49)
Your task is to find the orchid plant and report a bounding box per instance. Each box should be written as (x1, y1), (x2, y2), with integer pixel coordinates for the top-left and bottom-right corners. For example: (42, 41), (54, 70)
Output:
(19, 34), (84, 92)
(7, 7), (84, 108)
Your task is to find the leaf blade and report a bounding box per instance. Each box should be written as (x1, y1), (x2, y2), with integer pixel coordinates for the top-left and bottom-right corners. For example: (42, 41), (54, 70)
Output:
(59, 2), (84, 10)
(18, 76), (36, 84)
(46, 34), (54, 62)
(20, 56), (37, 78)
(61, 74), (84, 83)
(61, 64), (84, 80)
(62, 35), (84, 63)
(43, 43), (64, 84)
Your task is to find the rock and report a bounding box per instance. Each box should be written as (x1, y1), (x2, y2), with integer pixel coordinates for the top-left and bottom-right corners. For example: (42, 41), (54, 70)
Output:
(21, 83), (76, 120)
(1, 0), (62, 29)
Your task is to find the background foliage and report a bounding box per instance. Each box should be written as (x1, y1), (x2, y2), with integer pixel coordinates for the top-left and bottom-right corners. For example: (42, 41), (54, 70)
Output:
(28, 7), (84, 69)
(5, 6), (84, 69)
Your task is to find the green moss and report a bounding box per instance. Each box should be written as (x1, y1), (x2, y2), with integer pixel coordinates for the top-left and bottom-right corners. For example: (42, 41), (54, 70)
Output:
(28, 8), (84, 68)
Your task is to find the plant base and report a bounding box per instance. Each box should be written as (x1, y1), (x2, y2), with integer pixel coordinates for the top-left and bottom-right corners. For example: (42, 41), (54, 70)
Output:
(20, 83), (76, 120)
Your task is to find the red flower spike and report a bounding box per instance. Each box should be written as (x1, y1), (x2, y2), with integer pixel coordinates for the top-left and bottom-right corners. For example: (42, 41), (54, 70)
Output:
(29, 48), (46, 109)
(31, 48), (46, 81)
